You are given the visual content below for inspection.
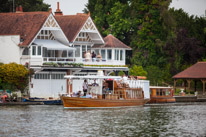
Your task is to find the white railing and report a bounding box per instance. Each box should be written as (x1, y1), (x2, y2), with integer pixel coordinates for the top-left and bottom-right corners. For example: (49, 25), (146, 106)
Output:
(42, 57), (125, 65)
(43, 57), (75, 63)
(79, 58), (125, 65)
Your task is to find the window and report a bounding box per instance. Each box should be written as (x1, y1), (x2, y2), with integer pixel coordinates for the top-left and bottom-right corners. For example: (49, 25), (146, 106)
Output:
(107, 49), (112, 60)
(34, 73), (50, 79)
(32, 46), (41, 56)
(62, 51), (67, 57)
(115, 49), (119, 60)
(160, 89), (163, 96)
(120, 50), (123, 60)
(48, 50), (55, 57)
(22, 48), (29, 55)
(51, 74), (65, 79)
(32, 46), (36, 56)
(156, 90), (159, 96)
(68, 50), (73, 57)
(37, 46), (41, 55)
(101, 50), (106, 59)
(75, 45), (80, 57)
(82, 45), (86, 58)
(87, 45), (91, 52)
(43, 47), (48, 57)
(95, 49), (99, 55)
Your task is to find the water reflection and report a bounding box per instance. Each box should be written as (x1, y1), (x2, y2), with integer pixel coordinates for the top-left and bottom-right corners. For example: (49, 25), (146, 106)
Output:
(0, 103), (206, 137)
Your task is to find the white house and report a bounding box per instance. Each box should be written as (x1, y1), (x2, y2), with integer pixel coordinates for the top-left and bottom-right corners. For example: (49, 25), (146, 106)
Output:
(0, 5), (149, 99)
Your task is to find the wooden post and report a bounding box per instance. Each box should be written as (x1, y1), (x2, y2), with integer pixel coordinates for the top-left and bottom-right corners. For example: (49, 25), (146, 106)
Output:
(174, 79), (177, 93)
(67, 70), (70, 94)
(184, 80), (187, 93)
(187, 79), (191, 95)
(194, 80), (197, 92)
(201, 79), (206, 96)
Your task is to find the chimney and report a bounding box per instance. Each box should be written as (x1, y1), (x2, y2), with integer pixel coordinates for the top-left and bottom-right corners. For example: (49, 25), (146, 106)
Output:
(16, 5), (23, 13)
(55, 2), (63, 16)
(49, 8), (52, 13)
(19, 5), (23, 12)
(16, 6), (19, 12)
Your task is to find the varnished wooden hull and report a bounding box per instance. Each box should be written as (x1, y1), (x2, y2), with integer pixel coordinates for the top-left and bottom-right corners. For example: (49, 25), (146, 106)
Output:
(61, 96), (149, 109)
(148, 96), (176, 103)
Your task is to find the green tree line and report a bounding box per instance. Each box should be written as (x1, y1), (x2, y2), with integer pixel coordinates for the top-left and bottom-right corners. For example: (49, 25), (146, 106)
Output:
(84, 0), (206, 85)
(0, 0), (49, 12)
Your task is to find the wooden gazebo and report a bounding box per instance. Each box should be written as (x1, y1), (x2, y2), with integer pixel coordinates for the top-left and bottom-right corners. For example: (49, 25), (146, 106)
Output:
(173, 62), (206, 95)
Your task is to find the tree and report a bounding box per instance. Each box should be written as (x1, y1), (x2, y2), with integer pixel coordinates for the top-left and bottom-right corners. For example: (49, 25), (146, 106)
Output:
(0, 63), (29, 92)
(0, 0), (50, 12)
(84, 0), (206, 85)
(129, 65), (147, 76)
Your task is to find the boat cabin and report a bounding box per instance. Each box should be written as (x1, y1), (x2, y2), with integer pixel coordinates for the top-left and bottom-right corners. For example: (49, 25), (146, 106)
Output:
(149, 86), (175, 103)
(64, 75), (148, 100)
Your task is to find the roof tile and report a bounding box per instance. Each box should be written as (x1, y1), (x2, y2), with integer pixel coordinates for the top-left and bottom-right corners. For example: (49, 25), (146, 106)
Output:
(55, 14), (89, 42)
(173, 62), (206, 79)
(0, 12), (50, 46)
(93, 34), (131, 49)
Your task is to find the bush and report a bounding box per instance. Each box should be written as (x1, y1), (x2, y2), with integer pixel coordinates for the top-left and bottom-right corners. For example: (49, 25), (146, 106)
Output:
(118, 71), (125, 76)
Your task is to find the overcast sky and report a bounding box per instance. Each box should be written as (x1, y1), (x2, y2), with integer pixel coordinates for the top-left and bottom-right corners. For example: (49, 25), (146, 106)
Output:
(44, 0), (206, 17)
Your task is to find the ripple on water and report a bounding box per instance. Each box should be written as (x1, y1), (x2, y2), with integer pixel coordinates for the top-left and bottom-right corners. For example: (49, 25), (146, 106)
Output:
(0, 104), (206, 137)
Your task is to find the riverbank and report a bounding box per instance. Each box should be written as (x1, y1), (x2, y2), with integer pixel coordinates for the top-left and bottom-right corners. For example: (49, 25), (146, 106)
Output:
(0, 102), (44, 105)
(174, 95), (206, 102)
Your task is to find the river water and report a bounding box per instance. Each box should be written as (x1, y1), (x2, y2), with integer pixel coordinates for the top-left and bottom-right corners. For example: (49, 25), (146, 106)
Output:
(0, 103), (206, 137)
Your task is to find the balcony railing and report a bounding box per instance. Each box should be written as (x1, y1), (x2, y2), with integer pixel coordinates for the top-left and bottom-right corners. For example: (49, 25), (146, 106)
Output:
(42, 57), (125, 65)
(43, 57), (75, 63)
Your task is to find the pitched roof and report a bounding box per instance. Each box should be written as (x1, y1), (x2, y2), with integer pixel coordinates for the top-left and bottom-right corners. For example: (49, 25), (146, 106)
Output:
(173, 62), (206, 79)
(92, 34), (132, 50)
(0, 12), (50, 47)
(55, 13), (89, 42)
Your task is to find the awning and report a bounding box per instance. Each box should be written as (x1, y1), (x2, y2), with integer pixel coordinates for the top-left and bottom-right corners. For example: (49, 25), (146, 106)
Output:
(33, 39), (76, 50)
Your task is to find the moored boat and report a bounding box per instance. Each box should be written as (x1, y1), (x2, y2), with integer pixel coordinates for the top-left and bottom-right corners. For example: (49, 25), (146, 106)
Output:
(148, 86), (176, 103)
(61, 74), (150, 109)
(23, 97), (62, 105)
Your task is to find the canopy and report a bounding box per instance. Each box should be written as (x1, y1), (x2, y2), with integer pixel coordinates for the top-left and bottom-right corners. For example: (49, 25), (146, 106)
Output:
(33, 39), (76, 50)
(64, 75), (122, 80)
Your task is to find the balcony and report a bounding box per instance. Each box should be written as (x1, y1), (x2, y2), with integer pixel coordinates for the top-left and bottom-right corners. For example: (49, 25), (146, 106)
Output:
(42, 57), (125, 66)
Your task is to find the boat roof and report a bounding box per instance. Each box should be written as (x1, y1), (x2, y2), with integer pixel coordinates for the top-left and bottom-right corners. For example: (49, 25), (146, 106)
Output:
(150, 86), (173, 89)
(64, 75), (122, 80)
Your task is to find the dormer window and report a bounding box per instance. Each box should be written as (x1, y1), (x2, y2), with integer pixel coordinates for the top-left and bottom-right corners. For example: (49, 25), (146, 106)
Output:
(78, 32), (86, 38)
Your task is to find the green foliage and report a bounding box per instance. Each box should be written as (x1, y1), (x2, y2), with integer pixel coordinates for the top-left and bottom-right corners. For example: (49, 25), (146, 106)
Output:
(0, 0), (50, 12)
(0, 63), (29, 92)
(129, 65), (147, 76)
(118, 71), (125, 76)
(109, 72), (115, 76)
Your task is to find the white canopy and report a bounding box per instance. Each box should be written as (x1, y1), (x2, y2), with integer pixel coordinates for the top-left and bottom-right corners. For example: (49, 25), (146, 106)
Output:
(64, 75), (122, 80)
(34, 39), (76, 50)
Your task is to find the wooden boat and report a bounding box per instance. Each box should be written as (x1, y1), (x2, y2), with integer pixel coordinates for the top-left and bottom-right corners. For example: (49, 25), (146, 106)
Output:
(23, 97), (62, 105)
(61, 75), (149, 109)
(148, 86), (176, 103)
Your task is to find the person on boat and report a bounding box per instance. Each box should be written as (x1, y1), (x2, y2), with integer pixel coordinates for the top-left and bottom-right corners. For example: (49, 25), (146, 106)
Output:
(82, 80), (88, 96)
(86, 92), (92, 98)
(92, 79), (99, 86)
(0, 90), (8, 103)
(102, 86), (107, 99)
